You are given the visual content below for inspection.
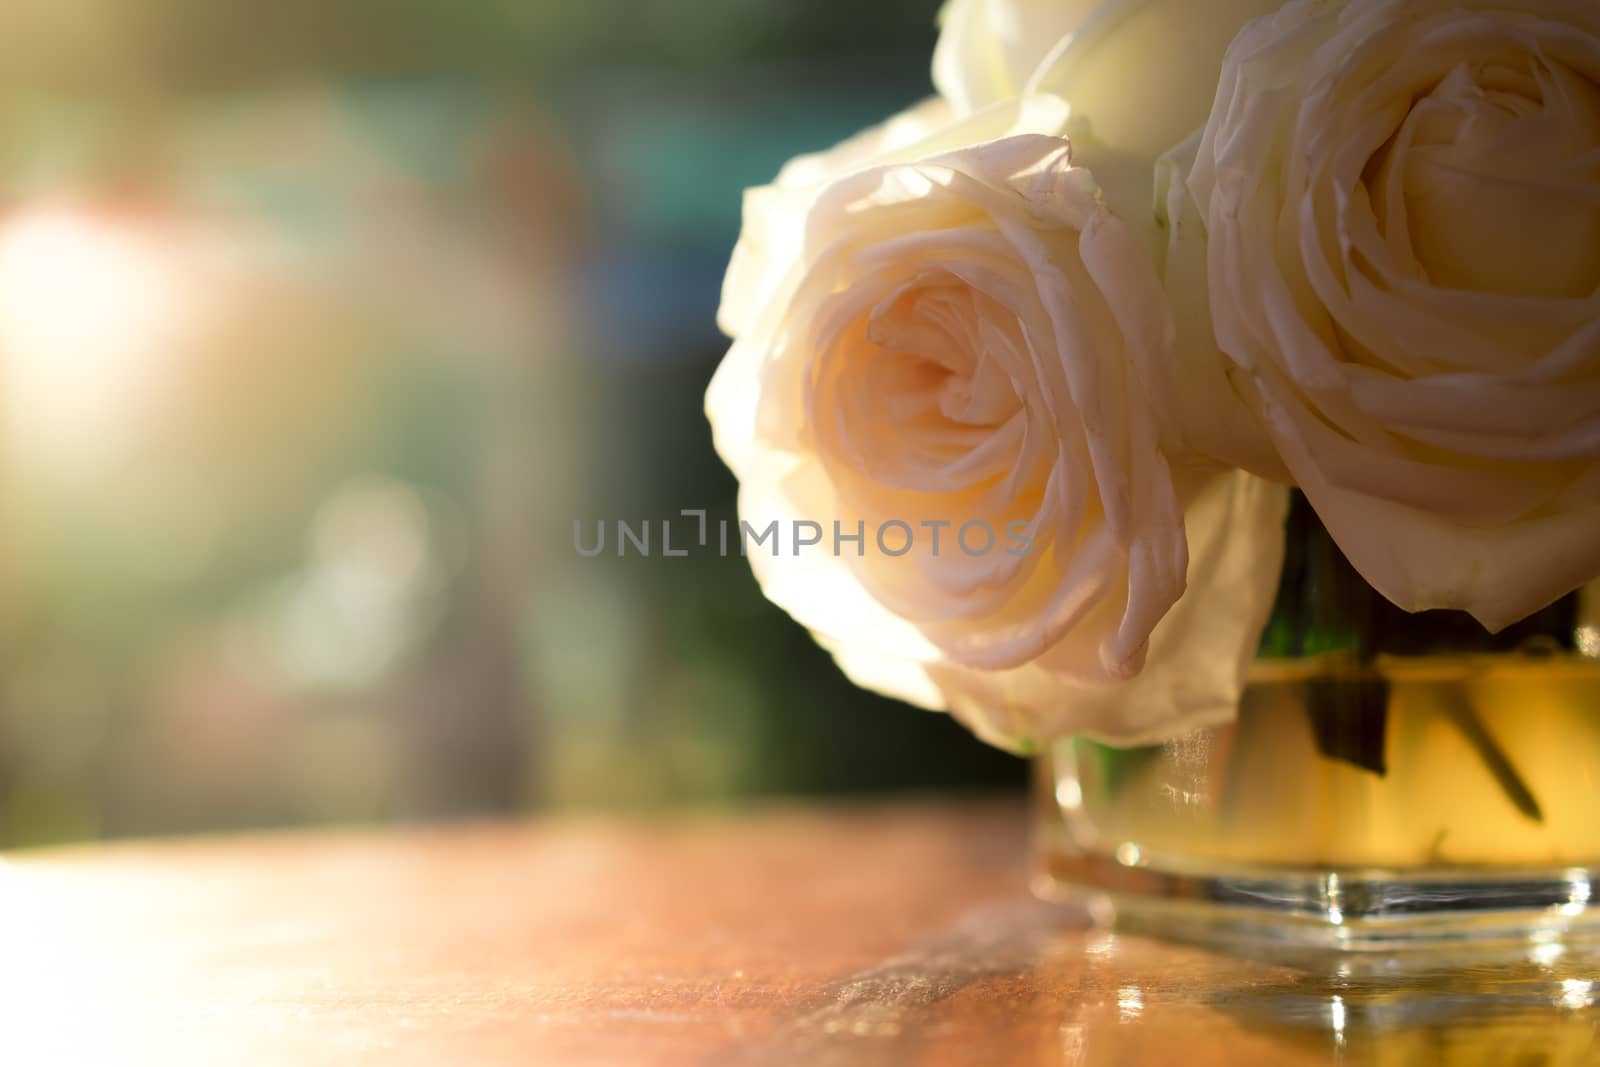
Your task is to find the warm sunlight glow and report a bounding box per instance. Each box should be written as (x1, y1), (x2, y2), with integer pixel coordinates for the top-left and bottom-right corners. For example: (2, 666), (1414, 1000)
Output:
(0, 206), (191, 454)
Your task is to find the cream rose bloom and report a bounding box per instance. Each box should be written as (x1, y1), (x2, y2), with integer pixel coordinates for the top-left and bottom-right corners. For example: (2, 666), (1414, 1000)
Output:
(708, 97), (1288, 748)
(1165, 0), (1600, 631)
(935, 0), (1283, 240)
(932, 0), (1101, 114)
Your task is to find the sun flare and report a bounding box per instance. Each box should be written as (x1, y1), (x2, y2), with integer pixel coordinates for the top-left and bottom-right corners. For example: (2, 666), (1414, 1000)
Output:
(0, 206), (191, 456)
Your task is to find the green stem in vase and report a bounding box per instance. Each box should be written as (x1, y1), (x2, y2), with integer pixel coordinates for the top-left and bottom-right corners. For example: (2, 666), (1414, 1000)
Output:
(1273, 494), (1393, 776)
(1263, 494), (1576, 802)
(1437, 692), (1544, 824)
(1305, 673), (1390, 777)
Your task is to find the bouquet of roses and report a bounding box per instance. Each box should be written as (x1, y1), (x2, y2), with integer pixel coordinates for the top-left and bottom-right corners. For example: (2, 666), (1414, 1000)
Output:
(706, 0), (1600, 752)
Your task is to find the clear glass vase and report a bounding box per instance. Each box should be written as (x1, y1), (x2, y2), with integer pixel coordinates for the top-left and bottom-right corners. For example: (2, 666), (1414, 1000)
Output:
(1035, 495), (1600, 949)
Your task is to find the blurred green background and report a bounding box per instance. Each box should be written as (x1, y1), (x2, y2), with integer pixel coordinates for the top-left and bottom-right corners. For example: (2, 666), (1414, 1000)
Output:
(0, 0), (1022, 847)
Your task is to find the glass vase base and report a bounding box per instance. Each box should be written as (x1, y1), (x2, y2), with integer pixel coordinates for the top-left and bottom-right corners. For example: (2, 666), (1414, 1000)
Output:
(1036, 851), (1600, 951)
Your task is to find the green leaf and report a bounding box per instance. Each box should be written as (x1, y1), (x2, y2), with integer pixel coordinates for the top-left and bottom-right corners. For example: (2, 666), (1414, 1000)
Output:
(1439, 694), (1544, 824)
(1305, 676), (1390, 777)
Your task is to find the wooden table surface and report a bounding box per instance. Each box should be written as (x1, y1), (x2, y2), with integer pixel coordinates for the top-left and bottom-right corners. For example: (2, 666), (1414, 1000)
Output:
(2, 798), (1596, 1065)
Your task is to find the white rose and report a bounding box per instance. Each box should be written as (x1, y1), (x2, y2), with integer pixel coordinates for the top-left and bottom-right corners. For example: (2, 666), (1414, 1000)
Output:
(1169, 0), (1600, 631)
(1021, 0), (1283, 162)
(932, 0), (1101, 114)
(709, 98), (1288, 748)
(935, 0), (1283, 240)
